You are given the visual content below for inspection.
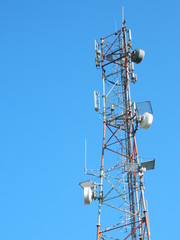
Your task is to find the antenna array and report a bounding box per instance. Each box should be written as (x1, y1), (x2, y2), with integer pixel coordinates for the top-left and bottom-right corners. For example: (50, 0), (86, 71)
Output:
(80, 19), (155, 240)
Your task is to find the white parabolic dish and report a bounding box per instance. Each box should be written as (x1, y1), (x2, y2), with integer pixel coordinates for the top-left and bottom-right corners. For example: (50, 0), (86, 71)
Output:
(140, 112), (153, 130)
(84, 187), (92, 205)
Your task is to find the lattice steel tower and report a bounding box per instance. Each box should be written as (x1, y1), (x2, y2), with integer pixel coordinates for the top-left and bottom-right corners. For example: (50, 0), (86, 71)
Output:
(80, 18), (155, 240)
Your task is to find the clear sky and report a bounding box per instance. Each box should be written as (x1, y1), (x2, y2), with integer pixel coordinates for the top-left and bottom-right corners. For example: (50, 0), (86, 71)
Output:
(0, 0), (179, 239)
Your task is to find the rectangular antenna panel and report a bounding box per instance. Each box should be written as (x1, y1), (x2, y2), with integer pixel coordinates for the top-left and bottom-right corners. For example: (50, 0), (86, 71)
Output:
(94, 91), (99, 112)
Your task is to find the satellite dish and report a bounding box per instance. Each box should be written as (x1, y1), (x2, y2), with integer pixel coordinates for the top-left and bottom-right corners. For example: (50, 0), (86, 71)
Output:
(84, 187), (93, 205)
(136, 101), (153, 130)
(131, 48), (145, 64)
(140, 112), (153, 130)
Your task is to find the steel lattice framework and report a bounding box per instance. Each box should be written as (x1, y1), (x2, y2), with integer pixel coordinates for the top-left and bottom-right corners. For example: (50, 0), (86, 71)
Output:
(81, 20), (154, 240)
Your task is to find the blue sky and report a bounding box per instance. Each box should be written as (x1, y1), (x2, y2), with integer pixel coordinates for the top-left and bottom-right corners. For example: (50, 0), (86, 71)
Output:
(0, 0), (179, 239)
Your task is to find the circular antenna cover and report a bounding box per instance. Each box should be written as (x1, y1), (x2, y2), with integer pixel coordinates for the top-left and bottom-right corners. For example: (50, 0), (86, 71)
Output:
(84, 187), (93, 205)
(140, 112), (153, 130)
(131, 48), (145, 64)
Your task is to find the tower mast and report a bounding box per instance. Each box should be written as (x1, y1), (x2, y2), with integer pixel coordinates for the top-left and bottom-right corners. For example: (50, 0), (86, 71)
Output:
(80, 17), (155, 240)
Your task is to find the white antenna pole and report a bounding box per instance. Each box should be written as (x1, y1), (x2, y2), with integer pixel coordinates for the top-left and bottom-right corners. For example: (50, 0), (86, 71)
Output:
(122, 6), (124, 26)
(85, 138), (87, 174)
(115, 20), (117, 33)
(98, 92), (101, 120)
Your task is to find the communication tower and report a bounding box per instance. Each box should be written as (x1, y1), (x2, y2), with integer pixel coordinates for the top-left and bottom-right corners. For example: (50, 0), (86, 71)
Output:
(80, 17), (155, 240)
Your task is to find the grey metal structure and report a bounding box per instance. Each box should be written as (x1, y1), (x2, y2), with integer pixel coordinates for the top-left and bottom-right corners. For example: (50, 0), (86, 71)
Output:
(80, 19), (155, 240)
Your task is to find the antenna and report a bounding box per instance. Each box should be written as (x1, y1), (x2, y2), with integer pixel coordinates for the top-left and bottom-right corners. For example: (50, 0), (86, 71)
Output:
(122, 6), (124, 25)
(115, 20), (117, 33)
(95, 40), (101, 67)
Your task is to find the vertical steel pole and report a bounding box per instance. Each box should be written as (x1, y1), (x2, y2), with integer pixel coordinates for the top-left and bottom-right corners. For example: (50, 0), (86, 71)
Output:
(122, 21), (137, 240)
(140, 170), (151, 240)
(97, 38), (106, 240)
